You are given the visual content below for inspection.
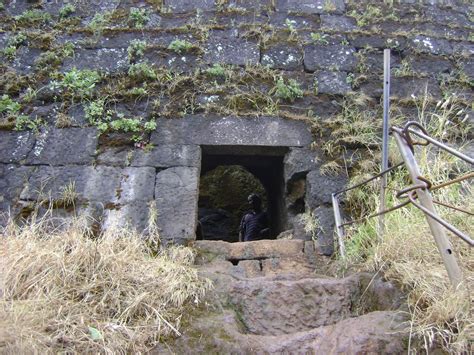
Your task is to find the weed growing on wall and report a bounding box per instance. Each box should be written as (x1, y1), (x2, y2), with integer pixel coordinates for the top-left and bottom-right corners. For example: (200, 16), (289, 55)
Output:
(59, 4), (76, 19)
(168, 39), (193, 53)
(129, 7), (149, 29)
(271, 77), (303, 102)
(51, 68), (101, 99)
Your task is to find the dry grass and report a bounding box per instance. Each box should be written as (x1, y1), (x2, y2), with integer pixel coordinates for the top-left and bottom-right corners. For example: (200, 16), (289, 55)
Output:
(342, 93), (473, 352)
(0, 213), (212, 354)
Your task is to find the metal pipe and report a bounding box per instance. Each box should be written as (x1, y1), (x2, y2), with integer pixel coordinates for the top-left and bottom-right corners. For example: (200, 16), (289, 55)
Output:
(392, 128), (463, 288)
(378, 49), (391, 236)
(407, 128), (474, 165)
(332, 193), (346, 259)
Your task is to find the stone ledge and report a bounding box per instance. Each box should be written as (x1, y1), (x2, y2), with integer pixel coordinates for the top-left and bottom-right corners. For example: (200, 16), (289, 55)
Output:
(150, 115), (313, 147)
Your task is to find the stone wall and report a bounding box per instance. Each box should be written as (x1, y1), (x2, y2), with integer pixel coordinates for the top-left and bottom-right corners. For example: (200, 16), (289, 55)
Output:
(0, 0), (472, 252)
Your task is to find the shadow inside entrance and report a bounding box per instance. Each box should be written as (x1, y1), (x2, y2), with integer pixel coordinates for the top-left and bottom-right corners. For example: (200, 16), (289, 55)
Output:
(198, 145), (288, 243)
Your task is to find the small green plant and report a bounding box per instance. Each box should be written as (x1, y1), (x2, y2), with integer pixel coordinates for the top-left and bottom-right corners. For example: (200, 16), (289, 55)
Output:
(59, 4), (76, 18)
(323, 0), (337, 12)
(168, 39), (193, 53)
(85, 98), (113, 131)
(129, 7), (149, 29)
(128, 86), (148, 96)
(87, 12), (111, 35)
(61, 42), (75, 58)
(271, 77), (304, 102)
(8, 33), (27, 47)
(3, 46), (17, 60)
(0, 95), (21, 115)
(310, 32), (329, 45)
(144, 120), (157, 131)
(127, 40), (147, 62)
(52, 68), (101, 98)
(128, 62), (157, 80)
(15, 115), (40, 131)
(205, 63), (226, 78)
(22, 87), (37, 103)
(0, 1), (4, 11)
(3, 33), (27, 60)
(350, 5), (382, 27)
(393, 59), (413, 77)
(110, 116), (141, 132)
(284, 19), (298, 39)
(15, 9), (51, 24)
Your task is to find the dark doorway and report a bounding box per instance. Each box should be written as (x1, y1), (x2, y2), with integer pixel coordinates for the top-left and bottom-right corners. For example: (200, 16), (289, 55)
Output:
(198, 145), (288, 242)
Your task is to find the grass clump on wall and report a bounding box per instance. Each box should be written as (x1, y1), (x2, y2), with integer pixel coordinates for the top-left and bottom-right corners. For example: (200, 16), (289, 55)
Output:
(0, 214), (212, 353)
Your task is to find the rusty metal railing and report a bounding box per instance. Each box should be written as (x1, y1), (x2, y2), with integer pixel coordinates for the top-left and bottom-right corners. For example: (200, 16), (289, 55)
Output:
(332, 121), (473, 287)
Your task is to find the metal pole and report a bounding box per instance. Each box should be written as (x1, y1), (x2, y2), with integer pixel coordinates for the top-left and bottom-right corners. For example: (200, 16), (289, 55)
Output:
(378, 49), (391, 237)
(332, 193), (346, 259)
(393, 129), (463, 288)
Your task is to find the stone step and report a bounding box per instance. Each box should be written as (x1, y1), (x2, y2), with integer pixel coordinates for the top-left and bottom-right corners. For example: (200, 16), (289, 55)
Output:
(154, 310), (408, 354)
(227, 274), (362, 335)
(194, 239), (306, 263)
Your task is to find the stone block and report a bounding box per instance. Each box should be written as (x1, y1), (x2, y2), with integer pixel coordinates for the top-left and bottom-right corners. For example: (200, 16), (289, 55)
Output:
(283, 147), (319, 181)
(306, 170), (347, 207)
(408, 55), (453, 77)
(204, 31), (259, 66)
(11, 47), (42, 75)
(313, 205), (335, 256)
(150, 115), (313, 147)
(144, 51), (199, 73)
(26, 127), (98, 165)
(131, 144), (201, 167)
(275, 0), (345, 14)
(315, 71), (351, 95)
(116, 167), (156, 204)
(0, 164), (33, 203)
(228, 0), (272, 11)
(20, 166), (122, 203)
(164, 0), (216, 13)
(261, 43), (302, 70)
(0, 131), (36, 164)
(304, 44), (356, 72)
(453, 42), (474, 57)
(155, 167), (199, 245)
(410, 36), (453, 56)
(102, 201), (152, 232)
(234, 260), (262, 278)
(321, 15), (357, 32)
(62, 48), (128, 74)
(391, 77), (442, 100)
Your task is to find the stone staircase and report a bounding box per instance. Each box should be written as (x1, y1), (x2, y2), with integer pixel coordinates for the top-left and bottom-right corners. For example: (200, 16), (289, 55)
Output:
(155, 240), (409, 354)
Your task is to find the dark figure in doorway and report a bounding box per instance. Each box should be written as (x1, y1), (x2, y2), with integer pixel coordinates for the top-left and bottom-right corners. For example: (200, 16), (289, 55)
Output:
(239, 193), (270, 242)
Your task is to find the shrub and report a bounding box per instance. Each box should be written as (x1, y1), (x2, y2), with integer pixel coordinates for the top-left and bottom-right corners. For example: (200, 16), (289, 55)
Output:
(59, 4), (76, 18)
(129, 7), (149, 29)
(168, 39), (193, 53)
(53, 68), (101, 98)
(0, 95), (21, 115)
(272, 77), (303, 102)
(127, 39), (147, 62)
(206, 64), (226, 78)
(128, 62), (157, 80)
(14, 9), (51, 24)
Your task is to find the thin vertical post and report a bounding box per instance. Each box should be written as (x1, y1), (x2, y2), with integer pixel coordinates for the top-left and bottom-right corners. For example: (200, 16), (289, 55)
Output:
(332, 193), (346, 259)
(378, 49), (391, 237)
(393, 129), (463, 288)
